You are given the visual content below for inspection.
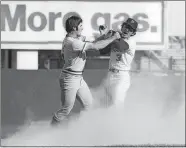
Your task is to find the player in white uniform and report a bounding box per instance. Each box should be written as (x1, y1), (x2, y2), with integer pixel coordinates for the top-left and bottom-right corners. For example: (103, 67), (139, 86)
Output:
(98, 18), (138, 108)
(51, 16), (121, 126)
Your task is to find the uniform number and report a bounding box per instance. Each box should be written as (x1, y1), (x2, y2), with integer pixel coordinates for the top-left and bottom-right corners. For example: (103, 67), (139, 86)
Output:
(116, 54), (122, 61)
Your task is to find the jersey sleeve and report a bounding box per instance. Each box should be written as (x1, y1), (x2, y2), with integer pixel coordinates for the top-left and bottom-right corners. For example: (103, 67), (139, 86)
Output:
(72, 39), (87, 52)
(99, 44), (112, 55)
(125, 39), (136, 56)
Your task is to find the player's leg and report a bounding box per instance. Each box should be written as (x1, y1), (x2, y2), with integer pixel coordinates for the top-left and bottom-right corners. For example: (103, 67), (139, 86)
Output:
(114, 76), (130, 107)
(76, 78), (93, 111)
(90, 73), (111, 108)
(51, 89), (77, 125)
(104, 72), (113, 107)
(51, 74), (80, 126)
(109, 72), (131, 108)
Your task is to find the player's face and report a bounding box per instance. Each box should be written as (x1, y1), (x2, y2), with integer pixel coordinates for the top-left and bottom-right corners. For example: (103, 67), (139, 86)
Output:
(121, 24), (134, 38)
(76, 22), (83, 36)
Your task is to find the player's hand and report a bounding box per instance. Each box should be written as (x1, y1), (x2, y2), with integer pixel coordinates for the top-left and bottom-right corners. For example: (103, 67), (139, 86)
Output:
(113, 32), (121, 39)
(99, 25), (109, 35)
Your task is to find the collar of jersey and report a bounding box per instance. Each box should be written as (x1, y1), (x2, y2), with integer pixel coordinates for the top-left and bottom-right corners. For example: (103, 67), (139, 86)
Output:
(66, 34), (80, 39)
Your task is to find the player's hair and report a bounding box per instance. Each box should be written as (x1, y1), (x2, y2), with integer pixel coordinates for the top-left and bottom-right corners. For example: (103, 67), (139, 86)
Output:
(65, 16), (83, 33)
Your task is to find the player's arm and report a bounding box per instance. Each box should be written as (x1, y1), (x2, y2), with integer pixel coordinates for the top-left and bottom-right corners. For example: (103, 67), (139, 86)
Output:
(94, 25), (109, 42)
(94, 34), (107, 42)
(72, 32), (120, 52)
(99, 44), (112, 55)
(94, 28), (115, 55)
(88, 34), (119, 51)
(88, 31), (120, 51)
(61, 40), (66, 63)
(125, 40), (136, 56)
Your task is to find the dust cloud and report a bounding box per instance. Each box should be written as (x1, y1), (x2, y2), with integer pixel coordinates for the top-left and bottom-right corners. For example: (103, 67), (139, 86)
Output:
(1, 74), (185, 146)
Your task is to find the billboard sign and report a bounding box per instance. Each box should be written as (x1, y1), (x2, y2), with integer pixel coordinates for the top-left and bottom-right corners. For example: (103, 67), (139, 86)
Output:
(1, 1), (167, 50)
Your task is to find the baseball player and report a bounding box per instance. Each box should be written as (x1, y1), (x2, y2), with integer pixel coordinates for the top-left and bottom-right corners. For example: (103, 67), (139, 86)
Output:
(98, 18), (138, 108)
(51, 16), (121, 126)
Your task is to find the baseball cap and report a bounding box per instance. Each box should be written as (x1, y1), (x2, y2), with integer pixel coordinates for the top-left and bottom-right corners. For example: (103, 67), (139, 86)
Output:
(123, 18), (138, 31)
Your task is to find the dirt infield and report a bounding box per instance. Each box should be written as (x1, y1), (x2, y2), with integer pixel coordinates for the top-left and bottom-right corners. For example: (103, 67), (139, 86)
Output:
(1, 70), (185, 146)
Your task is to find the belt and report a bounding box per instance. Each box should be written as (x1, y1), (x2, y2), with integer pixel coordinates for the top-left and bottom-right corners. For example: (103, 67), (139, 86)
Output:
(62, 69), (83, 75)
(109, 68), (129, 73)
